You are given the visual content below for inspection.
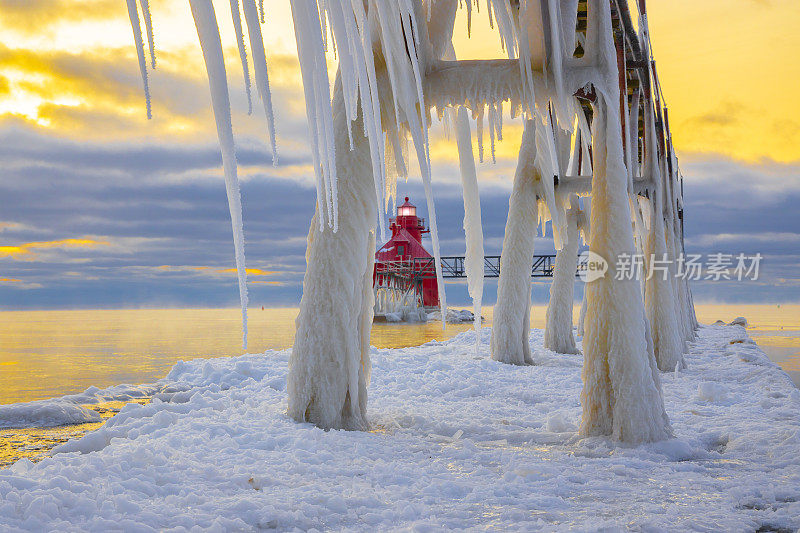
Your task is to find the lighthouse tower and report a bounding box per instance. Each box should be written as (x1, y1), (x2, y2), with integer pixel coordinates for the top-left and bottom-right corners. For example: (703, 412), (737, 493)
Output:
(374, 197), (439, 309)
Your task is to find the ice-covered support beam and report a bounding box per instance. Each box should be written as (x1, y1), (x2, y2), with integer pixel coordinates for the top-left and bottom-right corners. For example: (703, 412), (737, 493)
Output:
(189, 0), (249, 348)
(580, 97), (671, 443)
(641, 104), (684, 372)
(490, 120), (540, 366)
(644, 195), (685, 371)
(544, 194), (581, 354)
(425, 59), (524, 114)
(287, 75), (375, 430)
(579, 0), (671, 443)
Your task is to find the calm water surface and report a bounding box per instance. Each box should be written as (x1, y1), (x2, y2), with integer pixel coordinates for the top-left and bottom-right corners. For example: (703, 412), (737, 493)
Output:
(1, 304), (797, 467)
(1, 304), (798, 405)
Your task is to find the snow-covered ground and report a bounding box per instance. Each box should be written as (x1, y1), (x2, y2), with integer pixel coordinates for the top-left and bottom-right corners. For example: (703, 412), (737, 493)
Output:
(1, 324), (798, 531)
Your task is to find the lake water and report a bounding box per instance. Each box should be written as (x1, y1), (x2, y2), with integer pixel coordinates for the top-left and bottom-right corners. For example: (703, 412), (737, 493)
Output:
(1, 304), (798, 467)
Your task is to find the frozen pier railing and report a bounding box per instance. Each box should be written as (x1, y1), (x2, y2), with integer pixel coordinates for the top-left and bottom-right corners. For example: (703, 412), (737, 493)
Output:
(379, 255), (586, 279)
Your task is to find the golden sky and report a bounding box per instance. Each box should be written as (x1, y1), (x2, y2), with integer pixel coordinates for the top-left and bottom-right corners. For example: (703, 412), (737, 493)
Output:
(0, 1), (797, 163)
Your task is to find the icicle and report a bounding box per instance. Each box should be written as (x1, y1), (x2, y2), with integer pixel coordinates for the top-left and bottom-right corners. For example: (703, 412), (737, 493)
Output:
(488, 102), (496, 164)
(465, 0), (473, 37)
(455, 107), (484, 355)
(497, 100), (503, 141)
(229, 0), (253, 115)
(289, 0), (335, 229)
(189, 0), (249, 348)
(138, 0), (156, 69)
(126, 0), (151, 119)
(476, 106), (484, 162)
(242, 0), (277, 164)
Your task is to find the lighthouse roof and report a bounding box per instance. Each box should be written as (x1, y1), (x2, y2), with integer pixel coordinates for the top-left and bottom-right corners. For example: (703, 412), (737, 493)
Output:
(375, 228), (432, 262)
(398, 196), (414, 208)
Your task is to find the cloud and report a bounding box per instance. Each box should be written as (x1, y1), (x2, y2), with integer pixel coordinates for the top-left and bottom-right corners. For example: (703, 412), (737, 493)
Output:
(0, 0), (121, 32)
(0, 1), (798, 307)
(0, 237), (110, 259)
(218, 268), (276, 276)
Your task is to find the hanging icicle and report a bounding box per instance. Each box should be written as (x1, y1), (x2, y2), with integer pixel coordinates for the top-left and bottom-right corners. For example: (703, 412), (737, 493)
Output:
(242, 0), (277, 163)
(229, 0), (253, 115)
(126, 0), (151, 120)
(189, 0), (249, 348)
(139, 0), (156, 69)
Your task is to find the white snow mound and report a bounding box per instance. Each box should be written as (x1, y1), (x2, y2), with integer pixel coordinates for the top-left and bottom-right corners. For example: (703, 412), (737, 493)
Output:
(0, 401), (102, 429)
(728, 316), (749, 327)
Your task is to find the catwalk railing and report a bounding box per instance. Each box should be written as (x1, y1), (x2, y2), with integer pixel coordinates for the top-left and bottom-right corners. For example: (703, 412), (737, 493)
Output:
(375, 255), (591, 280)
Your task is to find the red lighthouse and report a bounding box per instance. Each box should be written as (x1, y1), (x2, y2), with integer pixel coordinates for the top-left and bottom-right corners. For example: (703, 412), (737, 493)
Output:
(373, 197), (439, 308)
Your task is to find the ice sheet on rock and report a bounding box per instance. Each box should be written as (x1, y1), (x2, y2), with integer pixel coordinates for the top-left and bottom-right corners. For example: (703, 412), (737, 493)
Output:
(728, 316), (748, 327)
(0, 401), (102, 429)
(0, 381), (166, 429)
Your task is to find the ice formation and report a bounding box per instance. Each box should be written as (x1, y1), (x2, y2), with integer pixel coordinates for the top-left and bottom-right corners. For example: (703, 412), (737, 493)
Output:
(139, 0), (155, 69)
(491, 121), (539, 366)
(125, 0), (697, 440)
(189, 0), (249, 348)
(455, 106), (484, 354)
(580, 98), (671, 443)
(544, 194), (581, 355)
(3, 325), (797, 530)
(287, 79), (375, 430)
(125, 0), (151, 119)
(242, 0), (277, 161)
(641, 100), (684, 372)
(229, 0), (253, 114)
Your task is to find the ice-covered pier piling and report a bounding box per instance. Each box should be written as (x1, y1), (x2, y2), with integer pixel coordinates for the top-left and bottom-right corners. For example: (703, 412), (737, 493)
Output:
(128, 0), (698, 442)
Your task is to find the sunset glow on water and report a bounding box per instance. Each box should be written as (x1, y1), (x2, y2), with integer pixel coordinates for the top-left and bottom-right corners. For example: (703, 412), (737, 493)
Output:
(1, 304), (797, 406)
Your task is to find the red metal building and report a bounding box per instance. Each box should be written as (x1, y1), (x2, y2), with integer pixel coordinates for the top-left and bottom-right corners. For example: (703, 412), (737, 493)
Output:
(373, 197), (439, 308)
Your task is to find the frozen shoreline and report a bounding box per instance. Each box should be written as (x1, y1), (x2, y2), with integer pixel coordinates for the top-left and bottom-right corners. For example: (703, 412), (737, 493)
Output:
(1, 324), (798, 530)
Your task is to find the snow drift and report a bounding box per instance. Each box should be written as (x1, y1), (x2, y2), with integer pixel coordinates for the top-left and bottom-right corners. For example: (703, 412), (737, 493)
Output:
(0, 324), (797, 530)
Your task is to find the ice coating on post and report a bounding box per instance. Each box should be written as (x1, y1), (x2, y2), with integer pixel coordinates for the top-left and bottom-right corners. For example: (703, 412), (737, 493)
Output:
(642, 105), (684, 372)
(230, 0), (253, 115)
(126, 0), (151, 119)
(287, 76), (375, 431)
(242, 0), (277, 163)
(491, 120), (539, 366)
(581, 100), (670, 443)
(139, 0), (156, 69)
(455, 107), (484, 353)
(189, 0), (249, 348)
(544, 194), (580, 355)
